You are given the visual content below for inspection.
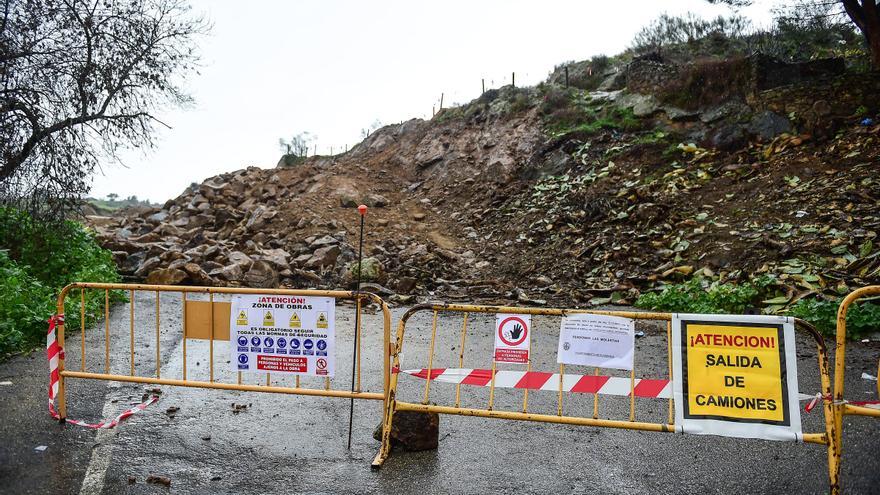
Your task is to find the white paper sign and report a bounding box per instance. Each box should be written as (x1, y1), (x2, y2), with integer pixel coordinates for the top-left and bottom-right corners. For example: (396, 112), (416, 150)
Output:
(494, 314), (531, 364)
(557, 314), (634, 370)
(230, 294), (335, 376)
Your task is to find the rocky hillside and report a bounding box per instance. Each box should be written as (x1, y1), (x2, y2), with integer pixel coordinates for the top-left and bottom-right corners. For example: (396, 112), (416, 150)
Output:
(90, 53), (880, 308)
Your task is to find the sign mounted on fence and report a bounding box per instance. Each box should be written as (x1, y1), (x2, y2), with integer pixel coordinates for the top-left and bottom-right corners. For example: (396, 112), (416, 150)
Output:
(672, 313), (801, 441)
(557, 313), (635, 370)
(494, 314), (531, 363)
(230, 294), (336, 376)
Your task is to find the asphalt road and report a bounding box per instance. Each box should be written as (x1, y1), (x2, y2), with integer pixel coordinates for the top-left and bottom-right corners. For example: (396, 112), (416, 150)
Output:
(1, 296), (879, 494)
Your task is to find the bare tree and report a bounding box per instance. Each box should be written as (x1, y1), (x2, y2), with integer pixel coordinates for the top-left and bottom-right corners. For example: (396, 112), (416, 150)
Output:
(279, 131), (314, 158)
(0, 0), (208, 220)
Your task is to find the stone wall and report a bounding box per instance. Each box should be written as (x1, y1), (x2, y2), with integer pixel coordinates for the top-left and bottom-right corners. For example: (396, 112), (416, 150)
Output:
(752, 71), (880, 118)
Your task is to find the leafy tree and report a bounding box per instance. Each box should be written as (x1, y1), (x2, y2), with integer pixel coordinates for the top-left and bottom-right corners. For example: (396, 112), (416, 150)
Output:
(0, 0), (208, 221)
(106, 192), (118, 202)
(709, 0), (880, 67)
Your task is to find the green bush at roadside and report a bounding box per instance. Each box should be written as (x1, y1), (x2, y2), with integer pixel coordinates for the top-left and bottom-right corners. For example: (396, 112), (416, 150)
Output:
(635, 278), (879, 340)
(0, 207), (123, 358)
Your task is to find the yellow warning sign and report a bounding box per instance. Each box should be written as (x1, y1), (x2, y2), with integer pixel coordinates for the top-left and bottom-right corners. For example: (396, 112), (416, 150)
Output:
(289, 312), (301, 328)
(316, 312), (328, 329)
(236, 310), (248, 326)
(681, 322), (786, 423)
(263, 310), (275, 327)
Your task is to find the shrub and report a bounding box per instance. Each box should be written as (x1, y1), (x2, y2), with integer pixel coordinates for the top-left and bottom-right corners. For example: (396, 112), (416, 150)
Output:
(0, 208), (122, 357)
(636, 277), (879, 340)
(788, 298), (880, 340)
(635, 278), (769, 315)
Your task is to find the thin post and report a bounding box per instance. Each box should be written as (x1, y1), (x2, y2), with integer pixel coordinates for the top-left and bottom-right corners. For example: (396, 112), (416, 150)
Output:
(356, 297), (362, 392)
(209, 292), (214, 383)
(667, 320), (673, 424)
(182, 292), (188, 381)
(629, 367), (636, 422)
(512, 72), (515, 87)
(488, 360), (498, 410)
(347, 204), (368, 450)
(454, 313), (469, 408)
(129, 289), (134, 376)
(422, 310), (439, 404)
(104, 290), (109, 374)
(439, 93), (444, 110)
(80, 289), (85, 371)
(593, 368), (600, 419)
(565, 66), (569, 87)
(155, 290), (160, 379)
(557, 363), (565, 416)
(481, 78), (485, 93)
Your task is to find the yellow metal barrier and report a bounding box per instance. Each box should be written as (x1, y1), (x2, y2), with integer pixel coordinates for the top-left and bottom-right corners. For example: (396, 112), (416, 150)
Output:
(54, 282), (392, 431)
(372, 302), (835, 490)
(829, 285), (880, 492)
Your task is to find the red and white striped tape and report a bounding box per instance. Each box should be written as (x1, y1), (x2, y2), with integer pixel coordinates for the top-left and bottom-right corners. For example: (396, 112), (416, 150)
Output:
(397, 367), (852, 410)
(396, 367), (672, 398)
(47, 314), (158, 428)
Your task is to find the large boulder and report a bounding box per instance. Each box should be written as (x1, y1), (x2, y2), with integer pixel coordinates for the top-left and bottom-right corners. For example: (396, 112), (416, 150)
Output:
(343, 257), (385, 285)
(748, 111), (793, 141)
(243, 260), (279, 288)
(372, 411), (439, 451)
(305, 245), (341, 269)
(146, 268), (188, 285)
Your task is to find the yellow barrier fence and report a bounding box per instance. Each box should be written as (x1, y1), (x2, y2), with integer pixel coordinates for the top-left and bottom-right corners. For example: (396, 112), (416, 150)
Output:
(53, 283), (391, 433)
(372, 302), (838, 491)
(829, 285), (880, 492)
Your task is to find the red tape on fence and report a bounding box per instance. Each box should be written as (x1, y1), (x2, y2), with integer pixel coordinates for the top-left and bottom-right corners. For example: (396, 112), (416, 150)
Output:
(47, 314), (158, 428)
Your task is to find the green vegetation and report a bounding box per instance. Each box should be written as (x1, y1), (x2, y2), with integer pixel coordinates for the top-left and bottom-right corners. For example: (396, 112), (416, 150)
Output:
(539, 87), (640, 137)
(635, 277), (771, 315)
(0, 208), (123, 358)
(789, 298), (880, 341)
(636, 277), (880, 339)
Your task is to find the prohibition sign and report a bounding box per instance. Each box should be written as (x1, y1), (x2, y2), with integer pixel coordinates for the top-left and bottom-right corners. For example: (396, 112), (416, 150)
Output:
(498, 316), (529, 346)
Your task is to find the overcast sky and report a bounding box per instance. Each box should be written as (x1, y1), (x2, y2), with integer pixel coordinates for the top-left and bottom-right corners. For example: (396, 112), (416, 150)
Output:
(89, 0), (773, 203)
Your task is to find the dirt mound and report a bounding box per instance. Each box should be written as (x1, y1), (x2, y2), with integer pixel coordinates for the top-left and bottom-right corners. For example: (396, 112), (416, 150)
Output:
(91, 67), (880, 307)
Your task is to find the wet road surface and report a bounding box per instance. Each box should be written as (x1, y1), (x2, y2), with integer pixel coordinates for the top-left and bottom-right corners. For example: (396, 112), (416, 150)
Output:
(1, 296), (879, 494)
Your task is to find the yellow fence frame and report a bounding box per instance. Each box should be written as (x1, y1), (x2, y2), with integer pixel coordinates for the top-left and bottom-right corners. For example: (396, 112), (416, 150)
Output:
(829, 285), (880, 492)
(54, 282), (392, 432)
(372, 302), (837, 491)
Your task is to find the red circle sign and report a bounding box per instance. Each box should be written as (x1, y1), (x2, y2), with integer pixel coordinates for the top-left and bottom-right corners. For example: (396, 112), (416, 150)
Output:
(498, 316), (528, 346)
(316, 358), (327, 370)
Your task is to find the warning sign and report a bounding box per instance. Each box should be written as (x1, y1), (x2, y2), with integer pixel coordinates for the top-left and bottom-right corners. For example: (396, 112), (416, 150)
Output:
(289, 312), (301, 328)
(556, 313), (634, 370)
(494, 314), (531, 364)
(230, 295), (336, 377)
(672, 314), (801, 441)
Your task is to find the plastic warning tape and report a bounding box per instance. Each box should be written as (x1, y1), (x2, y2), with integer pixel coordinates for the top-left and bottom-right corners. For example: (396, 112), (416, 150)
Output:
(47, 314), (158, 428)
(396, 367), (672, 398)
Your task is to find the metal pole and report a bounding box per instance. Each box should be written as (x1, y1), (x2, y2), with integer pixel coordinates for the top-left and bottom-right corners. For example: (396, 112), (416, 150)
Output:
(347, 204), (368, 450)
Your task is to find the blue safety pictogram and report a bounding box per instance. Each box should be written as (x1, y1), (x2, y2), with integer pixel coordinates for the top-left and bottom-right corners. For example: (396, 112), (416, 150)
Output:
(238, 354), (248, 364)
(291, 338), (300, 349)
(316, 339), (327, 351)
(277, 337), (287, 348)
(237, 336), (248, 346)
(304, 339), (314, 350)
(264, 337), (274, 347)
(251, 336), (261, 346)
